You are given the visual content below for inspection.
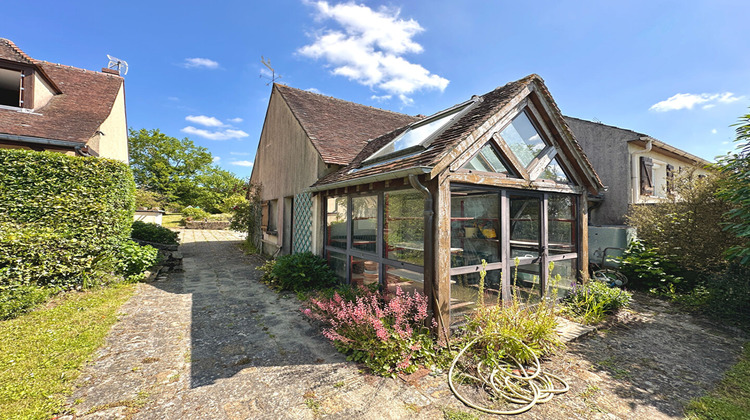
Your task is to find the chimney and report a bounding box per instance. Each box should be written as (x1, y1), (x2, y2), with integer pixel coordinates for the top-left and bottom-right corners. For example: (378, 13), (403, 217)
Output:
(101, 67), (119, 75)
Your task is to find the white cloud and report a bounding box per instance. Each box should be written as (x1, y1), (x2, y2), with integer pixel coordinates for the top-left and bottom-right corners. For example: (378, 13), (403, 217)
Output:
(186, 115), (224, 127)
(230, 151), (250, 156)
(231, 160), (254, 167)
(306, 87), (323, 94)
(213, 156), (221, 163)
(371, 94), (392, 102)
(299, 1), (448, 104)
(712, 129), (718, 134)
(183, 58), (220, 69)
(227, 117), (243, 123)
(649, 92), (743, 112)
(167, 96), (179, 102)
(181, 126), (249, 141)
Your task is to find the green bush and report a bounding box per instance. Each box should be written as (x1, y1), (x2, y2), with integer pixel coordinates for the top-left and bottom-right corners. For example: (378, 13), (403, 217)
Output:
(114, 240), (159, 282)
(619, 240), (684, 293)
(563, 281), (632, 324)
(0, 284), (55, 320)
(259, 252), (338, 292)
(219, 193), (247, 214)
(0, 149), (135, 318)
(700, 265), (750, 322)
(182, 206), (210, 220)
(131, 221), (179, 245)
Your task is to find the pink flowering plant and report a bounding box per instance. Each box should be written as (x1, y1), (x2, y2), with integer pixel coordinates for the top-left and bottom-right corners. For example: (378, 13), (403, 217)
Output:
(303, 286), (439, 377)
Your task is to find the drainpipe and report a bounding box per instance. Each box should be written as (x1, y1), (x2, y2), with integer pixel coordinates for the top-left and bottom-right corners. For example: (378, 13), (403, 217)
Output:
(631, 138), (652, 204)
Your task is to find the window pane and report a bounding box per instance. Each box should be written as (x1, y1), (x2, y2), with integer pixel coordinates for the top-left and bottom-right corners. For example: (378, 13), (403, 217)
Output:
(384, 190), (424, 265)
(385, 266), (423, 296)
(500, 112), (546, 167)
(450, 270), (502, 325)
(369, 103), (469, 160)
(549, 259), (577, 298)
(537, 157), (569, 183)
(326, 196), (348, 249)
(510, 195), (540, 259)
(327, 251), (347, 282)
(510, 261), (541, 303)
(451, 189), (500, 268)
(463, 143), (510, 174)
(0, 68), (22, 107)
(351, 195), (377, 253)
(548, 195), (576, 255)
(351, 257), (378, 288)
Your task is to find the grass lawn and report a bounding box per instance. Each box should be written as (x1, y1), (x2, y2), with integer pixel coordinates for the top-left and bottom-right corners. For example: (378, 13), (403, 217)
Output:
(686, 342), (750, 419)
(0, 283), (136, 419)
(161, 213), (183, 229)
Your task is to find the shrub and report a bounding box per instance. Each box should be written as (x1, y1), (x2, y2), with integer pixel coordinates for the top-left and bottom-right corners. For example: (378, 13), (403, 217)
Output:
(182, 206), (210, 220)
(0, 284), (55, 320)
(699, 264), (750, 322)
(135, 188), (166, 210)
(230, 183), (262, 253)
(114, 240), (159, 282)
(220, 194), (247, 214)
(303, 286), (439, 376)
(131, 221), (179, 245)
(563, 281), (632, 324)
(619, 240), (684, 293)
(260, 252), (338, 292)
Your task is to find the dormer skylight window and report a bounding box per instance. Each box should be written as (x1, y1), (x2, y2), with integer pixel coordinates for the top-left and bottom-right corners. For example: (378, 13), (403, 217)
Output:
(364, 97), (479, 164)
(0, 68), (23, 108)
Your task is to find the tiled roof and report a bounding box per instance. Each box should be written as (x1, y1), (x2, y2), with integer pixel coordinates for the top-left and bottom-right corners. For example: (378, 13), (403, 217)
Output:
(313, 75), (604, 192)
(0, 39), (123, 145)
(314, 75), (537, 187)
(275, 84), (419, 166)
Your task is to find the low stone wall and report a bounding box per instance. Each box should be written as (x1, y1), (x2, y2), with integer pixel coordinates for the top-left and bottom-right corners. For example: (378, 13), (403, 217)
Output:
(185, 220), (230, 230)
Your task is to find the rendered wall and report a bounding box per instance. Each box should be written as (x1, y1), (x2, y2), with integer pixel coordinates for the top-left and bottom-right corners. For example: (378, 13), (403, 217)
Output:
(92, 83), (128, 163)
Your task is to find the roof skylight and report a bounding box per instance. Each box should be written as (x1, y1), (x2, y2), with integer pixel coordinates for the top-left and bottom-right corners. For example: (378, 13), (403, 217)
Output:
(364, 99), (475, 163)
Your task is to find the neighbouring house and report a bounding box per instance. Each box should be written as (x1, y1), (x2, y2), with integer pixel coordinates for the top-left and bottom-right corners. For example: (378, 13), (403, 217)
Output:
(251, 75), (604, 331)
(564, 117), (710, 260)
(0, 38), (128, 162)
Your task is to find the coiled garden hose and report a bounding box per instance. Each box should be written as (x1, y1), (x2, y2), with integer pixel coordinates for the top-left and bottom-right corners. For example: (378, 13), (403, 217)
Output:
(448, 334), (569, 415)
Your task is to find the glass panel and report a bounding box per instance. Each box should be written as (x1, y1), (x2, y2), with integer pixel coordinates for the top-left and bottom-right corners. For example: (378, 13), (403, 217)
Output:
(350, 257), (379, 288)
(509, 195), (540, 259)
(548, 259), (577, 298)
(450, 270), (502, 325)
(500, 112), (546, 167)
(327, 251), (347, 282)
(351, 195), (378, 253)
(0, 68), (22, 107)
(510, 261), (541, 303)
(463, 143), (510, 174)
(385, 266), (423, 296)
(548, 195), (576, 255)
(384, 190), (424, 266)
(450, 189), (500, 268)
(326, 196), (348, 249)
(369, 103), (469, 160)
(537, 156), (570, 183)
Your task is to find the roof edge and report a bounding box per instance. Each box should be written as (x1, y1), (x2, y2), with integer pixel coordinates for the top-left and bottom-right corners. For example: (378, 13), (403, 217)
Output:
(308, 166), (432, 192)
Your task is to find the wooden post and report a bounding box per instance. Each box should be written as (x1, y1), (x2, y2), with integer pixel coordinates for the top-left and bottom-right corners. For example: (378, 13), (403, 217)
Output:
(432, 171), (452, 340)
(579, 196), (590, 282)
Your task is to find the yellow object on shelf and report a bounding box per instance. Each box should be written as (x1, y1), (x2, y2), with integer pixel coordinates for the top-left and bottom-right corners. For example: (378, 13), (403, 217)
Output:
(481, 228), (497, 239)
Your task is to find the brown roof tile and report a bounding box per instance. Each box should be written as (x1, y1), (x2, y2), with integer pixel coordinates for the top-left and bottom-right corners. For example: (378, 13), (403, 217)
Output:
(275, 84), (418, 165)
(0, 40), (123, 145)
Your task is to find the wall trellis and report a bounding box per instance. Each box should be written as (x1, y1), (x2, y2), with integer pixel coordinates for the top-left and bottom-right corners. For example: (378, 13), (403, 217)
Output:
(293, 192), (313, 253)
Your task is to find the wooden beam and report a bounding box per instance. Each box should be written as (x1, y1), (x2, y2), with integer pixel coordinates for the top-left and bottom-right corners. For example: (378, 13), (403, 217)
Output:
(448, 171), (582, 194)
(579, 196), (589, 282)
(434, 170), (452, 339)
(492, 132), (529, 180)
(527, 145), (558, 180)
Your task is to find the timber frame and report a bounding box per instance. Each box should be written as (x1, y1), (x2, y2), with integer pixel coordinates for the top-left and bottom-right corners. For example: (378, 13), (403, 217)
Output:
(305, 75), (602, 336)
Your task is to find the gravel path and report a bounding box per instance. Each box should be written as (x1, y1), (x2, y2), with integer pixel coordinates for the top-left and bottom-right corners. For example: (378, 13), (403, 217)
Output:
(64, 230), (748, 419)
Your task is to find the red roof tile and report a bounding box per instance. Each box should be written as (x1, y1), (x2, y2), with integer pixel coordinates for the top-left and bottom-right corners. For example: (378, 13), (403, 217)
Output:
(0, 39), (123, 145)
(275, 84), (418, 165)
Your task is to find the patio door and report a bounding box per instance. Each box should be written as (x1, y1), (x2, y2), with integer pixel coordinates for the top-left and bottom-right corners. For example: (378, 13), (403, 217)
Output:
(508, 193), (543, 302)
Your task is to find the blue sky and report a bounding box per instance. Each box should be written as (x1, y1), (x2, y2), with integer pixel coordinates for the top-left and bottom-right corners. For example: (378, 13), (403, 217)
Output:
(4, 1), (749, 178)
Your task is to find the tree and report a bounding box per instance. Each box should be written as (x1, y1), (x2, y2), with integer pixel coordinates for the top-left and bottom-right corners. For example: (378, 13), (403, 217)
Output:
(715, 110), (750, 265)
(128, 128), (245, 212)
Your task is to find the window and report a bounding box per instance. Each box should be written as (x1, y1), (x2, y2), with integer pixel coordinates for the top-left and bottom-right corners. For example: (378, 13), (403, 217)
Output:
(325, 196), (347, 249)
(351, 195), (378, 253)
(498, 112), (547, 168)
(384, 190), (424, 265)
(462, 143), (512, 174)
(640, 156), (654, 196)
(0, 68), (22, 107)
(365, 100), (475, 163)
(536, 157), (570, 183)
(266, 199), (278, 233)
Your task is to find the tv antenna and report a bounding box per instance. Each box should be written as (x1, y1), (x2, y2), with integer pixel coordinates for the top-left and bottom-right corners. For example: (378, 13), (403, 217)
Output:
(106, 54), (129, 75)
(260, 56), (281, 85)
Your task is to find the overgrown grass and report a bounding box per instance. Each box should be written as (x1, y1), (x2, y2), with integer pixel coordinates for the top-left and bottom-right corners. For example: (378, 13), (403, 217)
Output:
(161, 213), (183, 229)
(0, 283), (136, 419)
(686, 342), (750, 420)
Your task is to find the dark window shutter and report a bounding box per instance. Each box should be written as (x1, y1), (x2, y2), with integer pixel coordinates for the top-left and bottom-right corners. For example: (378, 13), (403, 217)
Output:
(666, 164), (675, 194)
(640, 156), (654, 196)
(261, 201), (269, 231)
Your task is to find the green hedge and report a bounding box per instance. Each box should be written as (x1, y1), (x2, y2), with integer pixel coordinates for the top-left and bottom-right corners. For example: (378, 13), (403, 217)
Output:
(0, 149), (136, 292)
